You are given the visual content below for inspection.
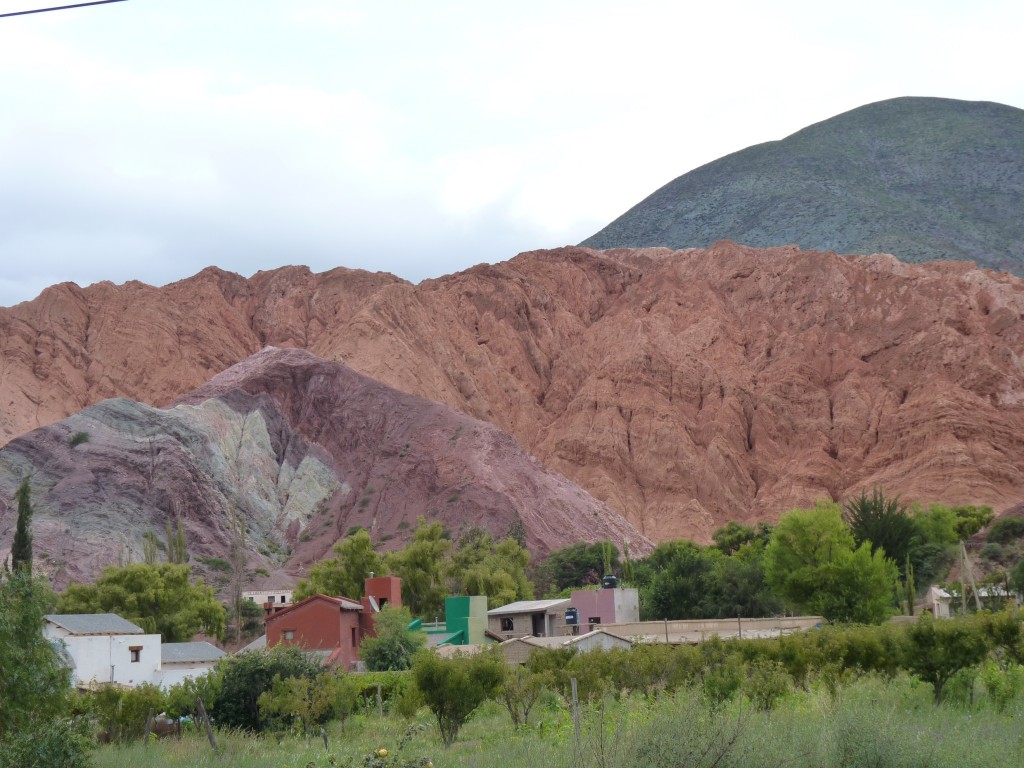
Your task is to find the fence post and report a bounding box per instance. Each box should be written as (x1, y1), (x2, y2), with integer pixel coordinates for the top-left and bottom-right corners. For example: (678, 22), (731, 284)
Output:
(195, 697), (218, 753)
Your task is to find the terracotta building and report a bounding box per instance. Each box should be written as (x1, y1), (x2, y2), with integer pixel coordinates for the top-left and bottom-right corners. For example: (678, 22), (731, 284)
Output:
(264, 576), (402, 669)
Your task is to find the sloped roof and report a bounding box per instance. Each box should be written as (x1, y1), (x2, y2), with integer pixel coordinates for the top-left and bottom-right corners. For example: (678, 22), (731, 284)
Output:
(161, 641), (226, 664)
(45, 613), (144, 635)
(264, 593), (363, 623)
(487, 599), (570, 616)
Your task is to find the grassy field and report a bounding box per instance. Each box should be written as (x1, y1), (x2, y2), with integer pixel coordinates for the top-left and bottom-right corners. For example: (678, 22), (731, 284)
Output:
(93, 674), (1024, 768)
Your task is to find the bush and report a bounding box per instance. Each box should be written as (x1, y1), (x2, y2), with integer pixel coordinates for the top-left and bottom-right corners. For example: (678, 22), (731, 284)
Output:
(742, 659), (792, 710)
(91, 683), (165, 743)
(411, 649), (505, 746)
(0, 716), (92, 768)
(361, 606), (427, 671)
(987, 517), (1024, 544)
(214, 645), (323, 731)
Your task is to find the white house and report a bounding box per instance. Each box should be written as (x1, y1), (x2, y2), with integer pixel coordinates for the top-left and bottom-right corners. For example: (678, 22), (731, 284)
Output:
(44, 614), (161, 688)
(157, 641), (225, 689)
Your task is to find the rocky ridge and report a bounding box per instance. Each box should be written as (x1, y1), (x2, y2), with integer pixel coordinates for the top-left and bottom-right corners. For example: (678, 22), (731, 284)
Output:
(3, 244), (1024, 543)
(0, 347), (651, 589)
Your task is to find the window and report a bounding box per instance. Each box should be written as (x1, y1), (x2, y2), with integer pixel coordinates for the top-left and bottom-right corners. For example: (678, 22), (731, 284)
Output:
(500, 617), (514, 632)
(352, 627), (358, 648)
(589, 617), (601, 631)
(283, 630), (295, 641)
(268, 595), (276, 604)
(280, 595), (287, 603)
(129, 646), (142, 663)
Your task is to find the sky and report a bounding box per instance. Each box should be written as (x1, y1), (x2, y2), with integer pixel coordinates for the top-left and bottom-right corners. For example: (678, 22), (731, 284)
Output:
(1, 0), (1022, 307)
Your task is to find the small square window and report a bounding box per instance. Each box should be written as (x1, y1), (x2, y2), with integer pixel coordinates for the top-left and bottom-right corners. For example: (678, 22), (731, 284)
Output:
(283, 630), (295, 641)
(500, 617), (514, 632)
(129, 646), (142, 663)
(268, 595), (276, 604)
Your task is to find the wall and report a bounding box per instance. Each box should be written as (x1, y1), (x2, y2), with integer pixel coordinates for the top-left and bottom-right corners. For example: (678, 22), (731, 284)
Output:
(157, 661), (217, 690)
(266, 597), (362, 669)
(44, 628), (161, 687)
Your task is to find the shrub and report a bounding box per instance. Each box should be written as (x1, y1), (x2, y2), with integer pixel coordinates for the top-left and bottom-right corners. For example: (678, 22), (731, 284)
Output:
(69, 431), (90, 447)
(742, 659), (792, 710)
(411, 649), (505, 746)
(987, 516), (1024, 544)
(91, 683), (165, 743)
(214, 645), (323, 731)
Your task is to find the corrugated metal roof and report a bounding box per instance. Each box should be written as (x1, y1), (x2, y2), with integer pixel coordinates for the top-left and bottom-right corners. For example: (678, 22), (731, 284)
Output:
(44, 613), (144, 635)
(161, 642), (226, 664)
(487, 599), (570, 616)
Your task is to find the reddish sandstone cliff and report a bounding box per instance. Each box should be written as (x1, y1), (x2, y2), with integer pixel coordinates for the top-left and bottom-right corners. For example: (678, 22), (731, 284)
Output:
(3, 244), (1024, 542)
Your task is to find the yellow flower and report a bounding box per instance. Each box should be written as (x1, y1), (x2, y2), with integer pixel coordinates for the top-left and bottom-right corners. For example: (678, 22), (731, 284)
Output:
(376, 748), (389, 758)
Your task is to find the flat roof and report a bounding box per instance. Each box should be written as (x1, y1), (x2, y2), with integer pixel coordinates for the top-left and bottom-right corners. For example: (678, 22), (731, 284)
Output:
(161, 641), (226, 664)
(487, 599), (570, 616)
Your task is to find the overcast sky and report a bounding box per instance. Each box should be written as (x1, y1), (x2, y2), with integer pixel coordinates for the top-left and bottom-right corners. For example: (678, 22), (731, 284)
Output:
(1, 0), (1022, 307)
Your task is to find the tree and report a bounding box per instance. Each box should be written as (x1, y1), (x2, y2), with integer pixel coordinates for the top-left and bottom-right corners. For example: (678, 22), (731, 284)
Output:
(952, 505), (995, 539)
(11, 476), (34, 574)
(360, 605), (427, 671)
(637, 540), (717, 620)
(843, 489), (919, 574)
(765, 502), (897, 624)
(498, 664), (549, 728)
(0, 570), (91, 767)
(535, 541), (619, 596)
(448, 528), (533, 608)
(412, 649), (505, 746)
(387, 518), (452, 617)
(215, 645), (323, 732)
(56, 562), (226, 642)
(712, 521), (772, 555)
(258, 672), (334, 735)
(295, 527), (385, 601)
(903, 614), (989, 703)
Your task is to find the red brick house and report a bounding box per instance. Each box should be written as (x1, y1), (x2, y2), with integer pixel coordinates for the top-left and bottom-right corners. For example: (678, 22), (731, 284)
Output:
(264, 576), (402, 669)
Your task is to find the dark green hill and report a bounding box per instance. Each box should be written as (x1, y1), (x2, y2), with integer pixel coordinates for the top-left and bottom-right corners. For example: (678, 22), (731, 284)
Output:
(581, 97), (1024, 274)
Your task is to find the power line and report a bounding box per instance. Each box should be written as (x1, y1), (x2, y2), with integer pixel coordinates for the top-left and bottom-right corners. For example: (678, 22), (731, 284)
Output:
(0, 1), (128, 19)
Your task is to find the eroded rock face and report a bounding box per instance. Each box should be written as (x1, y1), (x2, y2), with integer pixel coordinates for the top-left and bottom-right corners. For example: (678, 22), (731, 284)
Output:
(3, 244), (1024, 544)
(0, 348), (651, 589)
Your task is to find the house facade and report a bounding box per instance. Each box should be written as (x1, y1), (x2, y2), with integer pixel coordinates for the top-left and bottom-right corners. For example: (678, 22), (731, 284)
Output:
(43, 614), (162, 688)
(487, 598), (570, 639)
(263, 576), (402, 669)
(569, 587), (640, 633)
(157, 641), (225, 689)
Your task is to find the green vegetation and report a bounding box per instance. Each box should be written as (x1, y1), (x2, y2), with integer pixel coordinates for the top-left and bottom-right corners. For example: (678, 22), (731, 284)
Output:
(360, 605), (427, 671)
(0, 569), (91, 768)
(296, 528), (385, 602)
(12, 476), (34, 574)
(56, 562), (226, 642)
(69, 430), (90, 447)
(82, 610), (1024, 768)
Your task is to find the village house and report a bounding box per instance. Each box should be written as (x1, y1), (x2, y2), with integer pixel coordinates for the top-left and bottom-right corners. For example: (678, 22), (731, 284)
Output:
(44, 613), (226, 690)
(263, 576), (402, 669)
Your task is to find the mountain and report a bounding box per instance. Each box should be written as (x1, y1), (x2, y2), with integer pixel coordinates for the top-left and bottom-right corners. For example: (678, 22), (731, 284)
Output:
(3, 245), (1024, 546)
(0, 347), (651, 589)
(581, 97), (1024, 275)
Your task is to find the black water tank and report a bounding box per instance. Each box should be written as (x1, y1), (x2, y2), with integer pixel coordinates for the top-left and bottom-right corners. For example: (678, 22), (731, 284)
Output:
(602, 574), (618, 589)
(565, 607), (579, 625)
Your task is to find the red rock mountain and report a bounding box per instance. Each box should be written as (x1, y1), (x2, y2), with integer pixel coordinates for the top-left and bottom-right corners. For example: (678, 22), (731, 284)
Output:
(0, 348), (650, 589)
(3, 243), (1024, 543)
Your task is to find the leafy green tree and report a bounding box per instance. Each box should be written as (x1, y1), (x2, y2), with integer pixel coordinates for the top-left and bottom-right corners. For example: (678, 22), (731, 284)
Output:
(902, 614), (990, 703)
(11, 476), (34, 574)
(360, 605), (427, 671)
(0, 571), (67, 738)
(448, 528), (533, 608)
(0, 570), (91, 768)
(638, 540), (717, 620)
(258, 672), (334, 735)
(164, 667), (222, 720)
(387, 518), (452, 617)
(56, 562), (225, 642)
(412, 649), (505, 746)
(844, 489), (920, 575)
(295, 527), (385, 601)
(498, 664), (550, 728)
(535, 541), (619, 596)
(765, 502), (897, 623)
(214, 645), (323, 732)
(712, 521), (772, 555)
(705, 539), (784, 618)
(911, 503), (960, 546)
(952, 505), (995, 539)
(92, 682), (165, 743)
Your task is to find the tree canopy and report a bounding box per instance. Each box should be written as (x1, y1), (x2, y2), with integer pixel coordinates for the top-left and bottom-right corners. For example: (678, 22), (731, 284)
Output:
(56, 562), (226, 642)
(765, 502), (897, 623)
(359, 605), (427, 671)
(294, 527), (385, 601)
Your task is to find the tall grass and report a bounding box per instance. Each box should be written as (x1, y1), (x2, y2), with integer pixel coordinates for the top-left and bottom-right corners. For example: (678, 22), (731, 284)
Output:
(93, 675), (1024, 768)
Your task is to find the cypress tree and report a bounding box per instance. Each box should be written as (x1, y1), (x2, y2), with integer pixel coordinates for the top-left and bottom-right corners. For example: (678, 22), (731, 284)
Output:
(11, 477), (33, 574)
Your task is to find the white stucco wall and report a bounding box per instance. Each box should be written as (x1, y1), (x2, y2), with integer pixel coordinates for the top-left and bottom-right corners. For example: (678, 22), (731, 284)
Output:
(44, 626), (162, 687)
(157, 661), (217, 690)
